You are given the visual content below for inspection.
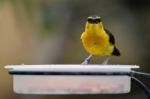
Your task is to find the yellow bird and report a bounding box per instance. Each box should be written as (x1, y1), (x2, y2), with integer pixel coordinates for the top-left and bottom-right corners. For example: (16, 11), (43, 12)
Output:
(81, 16), (121, 64)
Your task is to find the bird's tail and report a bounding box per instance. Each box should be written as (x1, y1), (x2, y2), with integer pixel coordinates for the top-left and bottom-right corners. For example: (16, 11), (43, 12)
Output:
(112, 47), (121, 56)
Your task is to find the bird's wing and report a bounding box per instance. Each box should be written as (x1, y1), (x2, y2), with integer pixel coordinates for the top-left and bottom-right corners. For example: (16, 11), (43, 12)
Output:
(105, 28), (121, 56)
(104, 28), (115, 45)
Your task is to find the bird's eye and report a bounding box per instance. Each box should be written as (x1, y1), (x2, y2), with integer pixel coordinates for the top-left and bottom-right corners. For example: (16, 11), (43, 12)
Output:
(96, 19), (101, 23)
(87, 18), (101, 24)
(87, 18), (92, 23)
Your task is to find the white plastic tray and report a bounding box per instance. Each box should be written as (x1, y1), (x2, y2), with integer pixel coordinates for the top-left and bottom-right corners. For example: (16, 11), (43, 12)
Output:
(5, 64), (139, 94)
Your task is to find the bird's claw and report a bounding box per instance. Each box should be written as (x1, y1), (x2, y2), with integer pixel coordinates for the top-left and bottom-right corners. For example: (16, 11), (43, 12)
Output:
(81, 60), (88, 65)
(101, 57), (109, 65)
(81, 55), (92, 65)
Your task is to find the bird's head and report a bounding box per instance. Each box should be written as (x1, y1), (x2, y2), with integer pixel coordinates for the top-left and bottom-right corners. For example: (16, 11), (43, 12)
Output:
(85, 16), (103, 33)
(87, 16), (101, 24)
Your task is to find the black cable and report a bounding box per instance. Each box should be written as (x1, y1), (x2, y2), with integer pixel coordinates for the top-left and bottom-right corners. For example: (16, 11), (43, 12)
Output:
(131, 71), (150, 79)
(131, 77), (150, 99)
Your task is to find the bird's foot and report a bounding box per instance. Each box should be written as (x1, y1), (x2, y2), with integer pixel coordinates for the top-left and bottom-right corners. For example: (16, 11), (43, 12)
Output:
(81, 55), (92, 65)
(102, 57), (109, 65)
(81, 60), (89, 65)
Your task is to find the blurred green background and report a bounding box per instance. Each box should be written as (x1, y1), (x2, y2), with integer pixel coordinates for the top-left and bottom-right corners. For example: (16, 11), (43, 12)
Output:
(0, 0), (150, 99)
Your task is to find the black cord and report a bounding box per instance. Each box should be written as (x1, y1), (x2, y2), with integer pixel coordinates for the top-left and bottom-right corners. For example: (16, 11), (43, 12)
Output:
(131, 77), (150, 99)
(131, 71), (150, 79)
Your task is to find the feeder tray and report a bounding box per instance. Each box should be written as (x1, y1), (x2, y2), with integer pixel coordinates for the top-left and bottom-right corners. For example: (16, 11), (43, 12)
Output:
(5, 65), (139, 94)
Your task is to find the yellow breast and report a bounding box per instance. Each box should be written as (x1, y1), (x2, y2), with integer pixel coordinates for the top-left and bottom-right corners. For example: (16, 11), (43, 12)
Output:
(81, 31), (114, 56)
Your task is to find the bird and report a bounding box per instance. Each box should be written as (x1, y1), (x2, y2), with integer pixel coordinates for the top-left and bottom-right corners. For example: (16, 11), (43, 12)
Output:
(81, 16), (121, 64)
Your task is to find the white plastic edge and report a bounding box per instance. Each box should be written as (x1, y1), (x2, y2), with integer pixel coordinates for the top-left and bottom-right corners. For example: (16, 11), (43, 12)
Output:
(5, 64), (139, 72)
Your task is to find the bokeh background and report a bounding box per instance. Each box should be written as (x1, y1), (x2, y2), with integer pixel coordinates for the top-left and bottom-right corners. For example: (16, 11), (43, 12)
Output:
(0, 0), (150, 99)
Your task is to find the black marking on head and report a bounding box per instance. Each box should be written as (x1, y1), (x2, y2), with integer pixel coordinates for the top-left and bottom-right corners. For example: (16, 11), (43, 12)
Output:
(87, 16), (101, 24)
